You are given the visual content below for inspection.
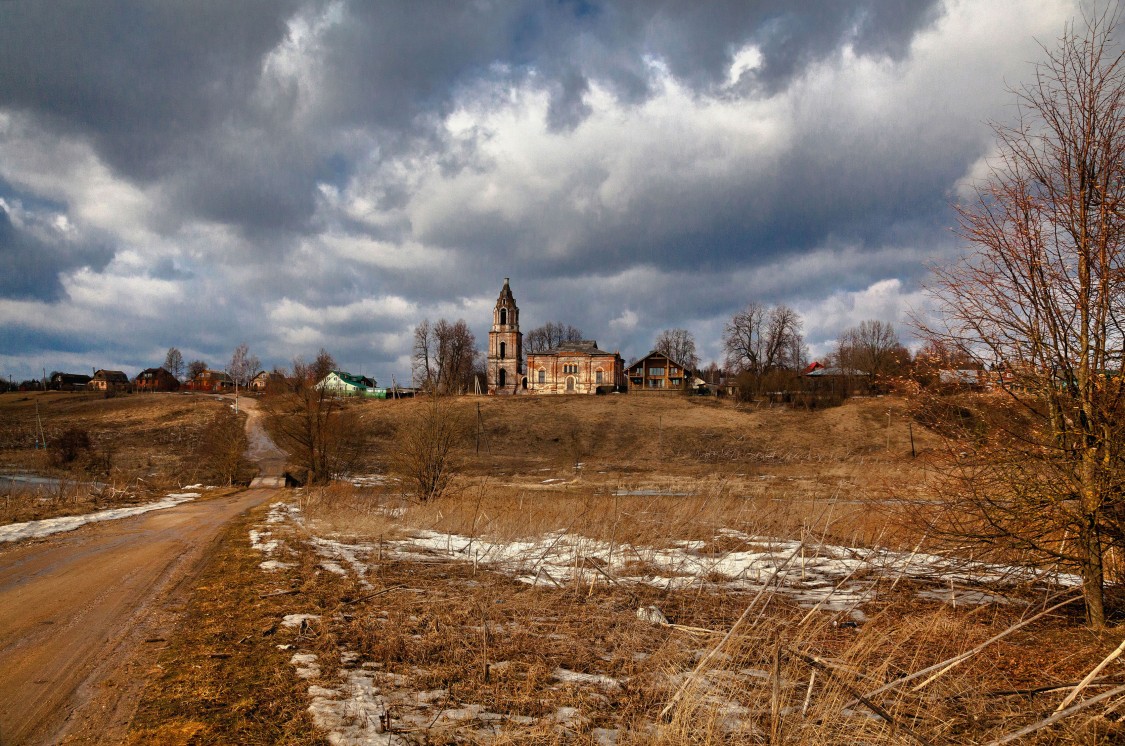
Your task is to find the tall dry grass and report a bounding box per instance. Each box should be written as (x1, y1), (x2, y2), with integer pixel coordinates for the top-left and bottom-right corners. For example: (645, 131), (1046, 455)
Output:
(293, 480), (1119, 744)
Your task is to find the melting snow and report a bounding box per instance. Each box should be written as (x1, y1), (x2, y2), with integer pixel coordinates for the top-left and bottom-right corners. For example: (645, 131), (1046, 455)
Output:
(0, 491), (200, 543)
(254, 496), (1078, 745)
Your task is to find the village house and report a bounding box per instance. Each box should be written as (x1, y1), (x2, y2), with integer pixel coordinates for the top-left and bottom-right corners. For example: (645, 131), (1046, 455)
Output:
(317, 370), (385, 398)
(134, 367), (180, 392)
(527, 340), (625, 394)
(48, 372), (91, 391)
(250, 370), (287, 392)
(88, 369), (132, 393)
(185, 369), (235, 393)
(625, 351), (693, 393)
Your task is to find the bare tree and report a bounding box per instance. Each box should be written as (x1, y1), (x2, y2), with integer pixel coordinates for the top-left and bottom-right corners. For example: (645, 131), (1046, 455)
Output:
(263, 351), (362, 484)
(163, 347), (184, 380)
(412, 319), (435, 389)
(186, 359), (208, 381)
(227, 343), (261, 388)
(836, 320), (904, 379)
(654, 328), (699, 371)
(412, 318), (478, 394)
(525, 322), (583, 353)
(312, 348), (336, 384)
(723, 303), (804, 375)
(924, 9), (1125, 627)
(392, 397), (466, 501)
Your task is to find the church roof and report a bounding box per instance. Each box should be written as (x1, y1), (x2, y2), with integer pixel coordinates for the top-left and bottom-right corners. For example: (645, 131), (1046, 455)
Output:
(535, 340), (617, 356)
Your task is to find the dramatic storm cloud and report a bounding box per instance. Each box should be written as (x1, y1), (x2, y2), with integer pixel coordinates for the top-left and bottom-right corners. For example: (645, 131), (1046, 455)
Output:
(0, 0), (1086, 382)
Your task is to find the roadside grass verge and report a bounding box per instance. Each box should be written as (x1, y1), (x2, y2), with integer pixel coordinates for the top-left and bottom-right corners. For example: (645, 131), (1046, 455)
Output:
(124, 501), (327, 746)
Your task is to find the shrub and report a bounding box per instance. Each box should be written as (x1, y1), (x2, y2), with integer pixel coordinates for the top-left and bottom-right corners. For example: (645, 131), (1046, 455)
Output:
(49, 427), (91, 467)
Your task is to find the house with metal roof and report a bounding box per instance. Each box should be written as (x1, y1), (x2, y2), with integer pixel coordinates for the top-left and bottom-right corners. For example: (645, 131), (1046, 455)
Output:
(316, 370), (386, 399)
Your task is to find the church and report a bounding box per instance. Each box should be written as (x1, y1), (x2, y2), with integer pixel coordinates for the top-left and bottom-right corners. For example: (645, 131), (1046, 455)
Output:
(487, 279), (625, 395)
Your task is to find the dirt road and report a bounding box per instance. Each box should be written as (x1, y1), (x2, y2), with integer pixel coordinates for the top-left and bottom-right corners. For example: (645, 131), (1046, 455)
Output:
(0, 397), (286, 745)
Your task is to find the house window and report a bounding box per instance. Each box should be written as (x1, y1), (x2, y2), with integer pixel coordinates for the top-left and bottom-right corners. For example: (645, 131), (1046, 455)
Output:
(538, 368), (545, 384)
(595, 369), (603, 383)
(500, 341), (506, 359)
(648, 378), (664, 388)
(648, 367), (664, 376)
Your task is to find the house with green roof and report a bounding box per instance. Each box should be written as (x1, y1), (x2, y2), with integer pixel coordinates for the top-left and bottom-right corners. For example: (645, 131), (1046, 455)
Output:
(316, 370), (386, 399)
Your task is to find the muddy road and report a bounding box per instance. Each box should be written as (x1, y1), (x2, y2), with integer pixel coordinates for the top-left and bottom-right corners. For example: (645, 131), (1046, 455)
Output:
(0, 397), (285, 745)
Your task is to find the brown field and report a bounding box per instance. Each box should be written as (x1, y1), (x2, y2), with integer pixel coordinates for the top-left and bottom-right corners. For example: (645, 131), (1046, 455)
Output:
(0, 391), (245, 524)
(338, 392), (944, 552)
(7, 390), (1124, 743)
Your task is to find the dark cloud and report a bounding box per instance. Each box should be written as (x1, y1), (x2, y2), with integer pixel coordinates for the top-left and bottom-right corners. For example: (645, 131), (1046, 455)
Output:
(0, 203), (113, 301)
(0, 0), (945, 241)
(0, 0), (1062, 381)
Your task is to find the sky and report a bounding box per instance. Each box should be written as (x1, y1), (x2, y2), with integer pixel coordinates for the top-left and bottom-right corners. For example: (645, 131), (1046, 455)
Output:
(0, 0), (1090, 384)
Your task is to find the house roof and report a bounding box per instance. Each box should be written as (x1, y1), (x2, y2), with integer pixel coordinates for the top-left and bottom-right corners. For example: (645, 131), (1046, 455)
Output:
(325, 370), (375, 388)
(196, 369), (233, 382)
(804, 366), (867, 377)
(624, 350), (692, 372)
(92, 369), (130, 382)
(136, 367), (173, 378)
(51, 372), (91, 383)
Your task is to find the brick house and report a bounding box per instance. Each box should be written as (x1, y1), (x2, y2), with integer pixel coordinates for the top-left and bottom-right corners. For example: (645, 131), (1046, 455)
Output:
(185, 369), (235, 393)
(134, 367), (180, 392)
(527, 340), (625, 394)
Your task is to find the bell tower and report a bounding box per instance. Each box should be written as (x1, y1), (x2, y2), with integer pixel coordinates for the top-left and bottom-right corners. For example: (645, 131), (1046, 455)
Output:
(488, 278), (524, 394)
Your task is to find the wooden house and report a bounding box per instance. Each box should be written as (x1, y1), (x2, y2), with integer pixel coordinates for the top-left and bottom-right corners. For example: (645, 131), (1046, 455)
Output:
(88, 369), (132, 393)
(526, 340), (625, 394)
(316, 371), (385, 398)
(250, 370), (288, 393)
(48, 372), (92, 391)
(625, 351), (692, 393)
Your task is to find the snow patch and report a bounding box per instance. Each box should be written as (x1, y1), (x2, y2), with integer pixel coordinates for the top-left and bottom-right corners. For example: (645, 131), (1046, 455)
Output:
(0, 491), (199, 544)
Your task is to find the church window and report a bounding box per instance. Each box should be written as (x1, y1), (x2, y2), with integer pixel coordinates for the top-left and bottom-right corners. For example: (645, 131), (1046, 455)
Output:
(596, 369), (604, 383)
(499, 308), (507, 325)
(500, 342), (506, 359)
(538, 368), (545, 384)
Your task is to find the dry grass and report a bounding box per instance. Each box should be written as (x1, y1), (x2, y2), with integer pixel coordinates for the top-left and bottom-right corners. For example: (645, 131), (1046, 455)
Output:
(0, 391), (246, 525)
(266, 395), (1125, 742)
(124, 502), (328, 745)
(269, 482), (1125, 744)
